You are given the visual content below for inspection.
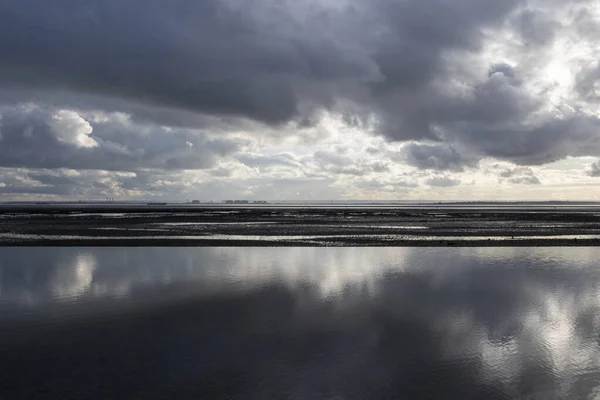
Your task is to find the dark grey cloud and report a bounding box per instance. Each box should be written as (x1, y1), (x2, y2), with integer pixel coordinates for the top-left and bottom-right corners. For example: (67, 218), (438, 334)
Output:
(587, 161), (600, 177)
(460, 114), (600, 165)
(0, 0), (379, 125)
(399, 143), (477, 172)
(513, 9), (562, 47)
(508, 175), (541, 185)
(346, 0), (526, 142)
(367, 0), (519, 90)
(573, 6), (600, 38)
(488, 63), (516, 79)
(497, 166), (541, 185)
(370, 162), (390, 173)
(576, 62), (600, 103)
(498, 167), (527, 178)
(0, 0), (520, 132)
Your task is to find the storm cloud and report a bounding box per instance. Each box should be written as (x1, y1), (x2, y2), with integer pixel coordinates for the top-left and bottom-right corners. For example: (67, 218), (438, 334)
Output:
(0, 0), (380, 124)
(0, 0), (533, 134)
(0, 0), (600, 199)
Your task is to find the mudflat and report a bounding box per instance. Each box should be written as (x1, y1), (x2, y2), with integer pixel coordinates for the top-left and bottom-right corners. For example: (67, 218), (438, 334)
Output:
(2, 204), (600, 246)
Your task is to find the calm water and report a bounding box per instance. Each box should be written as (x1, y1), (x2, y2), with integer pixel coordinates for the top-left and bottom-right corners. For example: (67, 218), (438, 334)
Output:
(1, 247), (600, 399)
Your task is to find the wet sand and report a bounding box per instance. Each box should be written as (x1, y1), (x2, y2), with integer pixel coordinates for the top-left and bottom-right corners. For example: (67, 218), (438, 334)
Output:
(2, 205), (600, 246)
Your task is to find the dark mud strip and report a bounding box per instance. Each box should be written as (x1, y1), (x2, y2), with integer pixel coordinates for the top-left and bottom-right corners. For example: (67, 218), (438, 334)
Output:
(2, 206), (600, 246)
(2, 239), (600, 247)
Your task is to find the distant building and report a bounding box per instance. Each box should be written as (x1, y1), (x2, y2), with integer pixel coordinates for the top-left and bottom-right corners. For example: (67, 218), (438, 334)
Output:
(252, 201), (268, 204)
(224, 200), (249, 204)
(191, 200), (200, 204)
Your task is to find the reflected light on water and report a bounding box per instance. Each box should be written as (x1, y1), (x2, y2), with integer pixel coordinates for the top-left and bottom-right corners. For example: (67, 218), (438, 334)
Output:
(1, 247), (600, 398)
(0, 248), (414, 303)
(51, 253), (97, 300)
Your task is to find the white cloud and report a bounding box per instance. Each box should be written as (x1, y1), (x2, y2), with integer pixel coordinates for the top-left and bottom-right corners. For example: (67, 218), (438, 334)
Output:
(49, 110), (97, 148)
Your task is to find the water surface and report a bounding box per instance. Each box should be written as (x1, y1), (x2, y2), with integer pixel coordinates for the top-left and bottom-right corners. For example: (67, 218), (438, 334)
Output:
(1, 247), (600, 399)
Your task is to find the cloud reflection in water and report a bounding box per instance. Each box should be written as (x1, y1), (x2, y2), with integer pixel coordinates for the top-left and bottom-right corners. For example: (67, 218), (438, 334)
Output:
(0, 247), (599, 399)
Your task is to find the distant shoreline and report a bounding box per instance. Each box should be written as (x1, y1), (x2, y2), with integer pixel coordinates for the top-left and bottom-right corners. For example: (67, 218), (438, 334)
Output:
(3, 200), (600, 208)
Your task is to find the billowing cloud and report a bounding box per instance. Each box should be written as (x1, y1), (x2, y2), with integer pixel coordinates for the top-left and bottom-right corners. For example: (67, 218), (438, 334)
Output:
(0, 0), (536, 136)
(1, 0), (600, 199)
(0, 105), (240, 171)
(49, 110), (97, 149)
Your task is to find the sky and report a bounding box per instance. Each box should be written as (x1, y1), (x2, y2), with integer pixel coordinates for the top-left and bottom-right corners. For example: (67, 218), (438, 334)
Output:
(1, 0), (600, 201)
